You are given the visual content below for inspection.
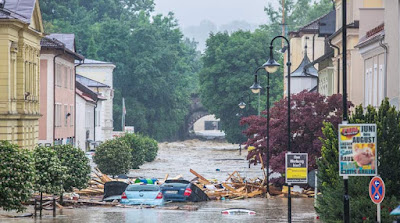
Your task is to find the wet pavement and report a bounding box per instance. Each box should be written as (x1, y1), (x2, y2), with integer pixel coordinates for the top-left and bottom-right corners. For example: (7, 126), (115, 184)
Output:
(0, 140), (320, 222)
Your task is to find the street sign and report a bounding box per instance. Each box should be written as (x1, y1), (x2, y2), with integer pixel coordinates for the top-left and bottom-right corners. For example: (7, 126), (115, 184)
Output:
(338, 124), (377, 176)
(285, 153), (308, 184)
(369, 176), (385, 204)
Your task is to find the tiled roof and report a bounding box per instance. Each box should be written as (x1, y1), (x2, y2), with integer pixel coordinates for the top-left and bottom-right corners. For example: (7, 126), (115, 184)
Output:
(41, 36), (84, 60)
(47, 33), (76, 52)
(76, 74), (110, 88)
(290, 10), (336, 36)
(0, 0), (35, 23)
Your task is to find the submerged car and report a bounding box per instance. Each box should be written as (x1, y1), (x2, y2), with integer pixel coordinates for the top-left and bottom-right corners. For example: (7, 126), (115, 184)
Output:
(160, 180), (209, 202)
(120, 184), (165, 206)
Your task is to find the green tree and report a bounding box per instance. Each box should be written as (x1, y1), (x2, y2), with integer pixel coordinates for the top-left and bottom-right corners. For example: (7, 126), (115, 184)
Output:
(316, 99), (400, 222)
(33, 146), (66, 195)
(54, 145), (91, 193)
(93, 139), (132, 177)
(41, 1), (200, 141)
(199, 30), (283, 143)
(120, 133), (146, 169)
(142, 136), (159, 162)
(0, 141), (35, 212)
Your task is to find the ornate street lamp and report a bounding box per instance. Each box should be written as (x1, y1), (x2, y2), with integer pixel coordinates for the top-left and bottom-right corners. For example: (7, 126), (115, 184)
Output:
(266, 35), (292, 223)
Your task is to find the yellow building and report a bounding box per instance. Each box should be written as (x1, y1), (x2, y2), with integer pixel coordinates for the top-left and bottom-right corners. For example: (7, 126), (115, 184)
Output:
(0, 0), (44, 149)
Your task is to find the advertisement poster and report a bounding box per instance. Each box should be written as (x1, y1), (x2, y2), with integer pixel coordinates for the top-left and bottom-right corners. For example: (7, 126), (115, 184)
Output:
(339, 124), (377, 176)
(285, 153), (308, 184)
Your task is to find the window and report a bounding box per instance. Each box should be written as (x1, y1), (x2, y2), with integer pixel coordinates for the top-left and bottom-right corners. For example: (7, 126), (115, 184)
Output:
(70, 105), (74, 126)
(55, 104), (62, 127)
(55, 64), (62, 87)
(85, 110), (92, 128)
(64, 67), (68, 88)
(70, 68), (74, 90)
(373, 64), (378, 107)
(378, 65), (384, 105)
(65, 105), (68, 127)
(95, 110), (101, 127)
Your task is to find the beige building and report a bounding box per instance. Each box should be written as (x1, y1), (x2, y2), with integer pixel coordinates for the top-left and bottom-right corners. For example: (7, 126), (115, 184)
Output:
(330, 0), (384, 107)
(383, 1), (400, 108)
(0, 0), (44, 150)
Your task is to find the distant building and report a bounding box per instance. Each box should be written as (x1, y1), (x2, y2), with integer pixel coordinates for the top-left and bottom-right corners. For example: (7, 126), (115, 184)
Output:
(76, 59), (115, 142)
(75, 81), (105, 151)
(76, 74), (109, 146)
(39, 34), (84, 146)
(285, 12), (331, 96)
(0, 0), (44, 149)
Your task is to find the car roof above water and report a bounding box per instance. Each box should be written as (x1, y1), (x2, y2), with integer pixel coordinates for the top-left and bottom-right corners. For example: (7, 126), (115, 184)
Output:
(126, 184), (160, 191)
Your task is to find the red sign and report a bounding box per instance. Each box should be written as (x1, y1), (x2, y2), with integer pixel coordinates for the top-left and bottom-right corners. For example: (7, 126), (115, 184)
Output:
(369, 176), (385, 204)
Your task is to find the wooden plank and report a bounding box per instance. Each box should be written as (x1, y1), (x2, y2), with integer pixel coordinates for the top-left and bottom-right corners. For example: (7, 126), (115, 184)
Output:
(189, 169), (211, 184)
(222, 183), (238, 193)
(247, 190), (263, 198)
(162, 174), (169, 183)
(225, 171), (238, 181)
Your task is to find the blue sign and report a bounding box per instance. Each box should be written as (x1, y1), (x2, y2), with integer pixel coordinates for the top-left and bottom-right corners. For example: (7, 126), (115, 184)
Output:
(369, 176), (385, 204)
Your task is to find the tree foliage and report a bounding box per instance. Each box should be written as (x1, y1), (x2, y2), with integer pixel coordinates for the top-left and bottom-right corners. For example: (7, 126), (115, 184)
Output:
(33, 146), (66, 194)
(199, 30), (283, 143)
(119, 133), (146, 169)
(41, 0), (201, 141)
(142, 136), (159, 162)
(54, 145), (91, 192)
(316, 99), (400, 222)
(94, 139), (132, 176)
(241, 91), (345, 183)
(0, 141), (35, 212)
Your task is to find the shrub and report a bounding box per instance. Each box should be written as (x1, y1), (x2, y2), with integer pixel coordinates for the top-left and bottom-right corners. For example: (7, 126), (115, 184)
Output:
(143, 136), (159, 162)
(54, 145), (91, 192)
(0, 141), (35, 212)
(33, 146), (66, 195)
(93, 139), (132, 177)
(120, 133), (146, 169)
(316, 99), (400, 222)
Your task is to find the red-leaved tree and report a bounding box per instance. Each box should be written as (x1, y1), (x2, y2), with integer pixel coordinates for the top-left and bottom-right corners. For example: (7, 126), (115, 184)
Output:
(240, 91), (350, 183)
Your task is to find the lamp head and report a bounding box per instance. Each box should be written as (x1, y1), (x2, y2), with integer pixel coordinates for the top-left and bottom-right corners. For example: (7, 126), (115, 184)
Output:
(249, 74), (262, 94)
(250, 82), (262, 94)
(238, 101), (246, 109)
(263, 58), (280, 73)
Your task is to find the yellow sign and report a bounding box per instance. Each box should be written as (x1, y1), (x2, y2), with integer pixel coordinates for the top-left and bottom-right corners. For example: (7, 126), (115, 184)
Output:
(287, 168), (307, 179)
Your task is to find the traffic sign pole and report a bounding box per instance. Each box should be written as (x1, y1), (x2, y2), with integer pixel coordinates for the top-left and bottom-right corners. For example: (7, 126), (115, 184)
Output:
(369, 176), (385, 222)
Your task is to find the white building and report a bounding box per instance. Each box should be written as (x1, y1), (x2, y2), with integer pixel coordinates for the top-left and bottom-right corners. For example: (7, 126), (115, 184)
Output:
(76, 59), (115, 142)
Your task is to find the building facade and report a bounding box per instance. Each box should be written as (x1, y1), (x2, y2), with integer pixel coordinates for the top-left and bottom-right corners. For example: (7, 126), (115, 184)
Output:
(39, 34), (84, 146)
(0, 0), (44, 150)
(76, 59), (115, 142)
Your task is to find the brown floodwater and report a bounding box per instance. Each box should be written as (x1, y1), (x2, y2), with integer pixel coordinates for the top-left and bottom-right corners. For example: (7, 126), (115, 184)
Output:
(0, 140), (320, 223)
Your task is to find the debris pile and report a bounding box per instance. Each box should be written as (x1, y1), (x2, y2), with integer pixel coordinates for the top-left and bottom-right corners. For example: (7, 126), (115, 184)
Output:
(74, 168), (133, 196)
(189, 169), (265, 200)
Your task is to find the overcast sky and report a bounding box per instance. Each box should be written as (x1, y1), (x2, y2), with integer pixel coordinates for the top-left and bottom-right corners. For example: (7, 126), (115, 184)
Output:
(154, 0), (278, 28)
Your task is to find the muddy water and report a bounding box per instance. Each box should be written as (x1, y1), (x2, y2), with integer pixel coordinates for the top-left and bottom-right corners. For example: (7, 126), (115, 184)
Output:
(0, 140), (320, 222)
(129, 140), (263, 181)
(0, 198), (318, 223)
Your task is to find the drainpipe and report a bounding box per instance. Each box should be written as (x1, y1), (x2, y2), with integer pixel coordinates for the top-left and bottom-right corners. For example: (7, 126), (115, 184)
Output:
(379, 36), (388, 98)
(328, 39), (340, 94)
(94, 101), (97, 148)
(312, 34), (317, 61)
(74, 59), (84, 146)
(53, 53), (63, 145)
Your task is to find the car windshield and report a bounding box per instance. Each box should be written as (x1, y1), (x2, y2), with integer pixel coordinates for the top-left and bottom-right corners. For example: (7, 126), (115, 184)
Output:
(126, 185), (159, 191)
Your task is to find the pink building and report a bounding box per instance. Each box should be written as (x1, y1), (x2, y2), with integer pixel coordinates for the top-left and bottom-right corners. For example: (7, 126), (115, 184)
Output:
(39, 34), (84, 146)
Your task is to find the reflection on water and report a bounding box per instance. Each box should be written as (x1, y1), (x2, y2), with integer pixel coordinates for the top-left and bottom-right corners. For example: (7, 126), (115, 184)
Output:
(0, 198), (319, 223)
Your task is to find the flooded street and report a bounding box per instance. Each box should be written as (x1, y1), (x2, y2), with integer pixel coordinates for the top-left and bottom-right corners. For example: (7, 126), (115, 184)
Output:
(0, 140), (320, 223)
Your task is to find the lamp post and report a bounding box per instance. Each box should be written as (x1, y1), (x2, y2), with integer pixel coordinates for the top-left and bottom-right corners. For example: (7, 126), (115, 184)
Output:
(249, 66), (272, 196)
(264, 35), (291, 223)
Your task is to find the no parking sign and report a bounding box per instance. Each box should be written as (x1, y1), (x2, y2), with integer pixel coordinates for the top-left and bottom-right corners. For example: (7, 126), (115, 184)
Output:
(369, 176), (385, 204)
